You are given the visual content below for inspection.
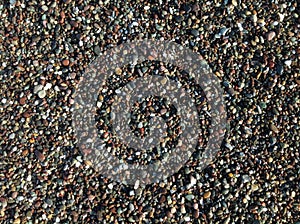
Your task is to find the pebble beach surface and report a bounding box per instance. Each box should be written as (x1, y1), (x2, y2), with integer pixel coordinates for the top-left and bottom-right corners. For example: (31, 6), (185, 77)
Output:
(0, 0), (299, 223)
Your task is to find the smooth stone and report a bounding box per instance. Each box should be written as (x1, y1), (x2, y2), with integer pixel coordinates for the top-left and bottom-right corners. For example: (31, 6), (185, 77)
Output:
(38, 89), (46, 98)
(266, 31), (276, 40)
(220, 27), (229, 36)
(203, 191), (211, 199)
(62, 59), (70, 66)
(284, 60), (292, 66)
(276, 63), (284, 75)
(185, 194), (194, 201)
(35, 150), (45, 162)
(251, 184), (259, 191)
(33, 85), (43, 94)
(44, 83), (52, 90)
(19, 97), (26, 105)
(174, 15), (183, 23)
(94, 46), (101, 55)
(9, 133), (16, 139)
(41, 5), (48, 11)
(270, 123), (279, 133)
(190, 29), (199, 37)
(155, 24), (163, 31)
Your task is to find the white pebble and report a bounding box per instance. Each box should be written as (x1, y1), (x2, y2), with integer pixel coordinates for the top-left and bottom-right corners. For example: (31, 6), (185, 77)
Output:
(38, 89), (46, 98)
(134, 180), (140, 189)
(108, 183), (113, 189)
(26, 175), (32, 181)
(44, 83), (52, 90)
(9, 133), (15, 139)
(190, 176), (197, 186)
(284, 60), (292, 66)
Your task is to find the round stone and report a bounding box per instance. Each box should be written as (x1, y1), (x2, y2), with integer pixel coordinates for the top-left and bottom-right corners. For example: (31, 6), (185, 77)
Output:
(38, 89), (46, 98)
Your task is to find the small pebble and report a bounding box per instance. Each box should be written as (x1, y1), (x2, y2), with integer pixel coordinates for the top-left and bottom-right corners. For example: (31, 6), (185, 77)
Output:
(203, 191), (211, 199)
(62, 59), (70, 66)
(270, 123), (279, 133)
(266, 31), (276, 41)
(38, 89), (46, 98)
(35, 150), (45, 162)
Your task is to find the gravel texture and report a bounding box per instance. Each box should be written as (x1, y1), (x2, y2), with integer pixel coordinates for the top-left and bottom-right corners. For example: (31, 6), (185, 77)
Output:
(0, 0), (299, 223)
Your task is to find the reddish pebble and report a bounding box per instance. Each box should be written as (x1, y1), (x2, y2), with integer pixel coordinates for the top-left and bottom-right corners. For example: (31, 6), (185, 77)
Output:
(70, 21), (79, 28)
(19, 97), (26, 105)
(23, 112), (31, 118)
(62, 59), (70, 66)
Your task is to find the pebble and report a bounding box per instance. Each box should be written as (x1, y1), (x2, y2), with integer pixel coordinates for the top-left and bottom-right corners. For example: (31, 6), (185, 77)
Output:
(41, 6), (48, 11)
(266, 31), (276, 41)
(19, 97), (26, 105)
(0, 1), (298, 223)
(242, 175), (251, 183)
(94, 46), (101, 55)
(171, 207), (176, 214)
(9, 133), (15, 139)
(203, 191), (211, 199)
(62, 59), (70, 66)
(38, 89), (46, 98)
(190, 29), (199, 37)
(34, 150), (45, 162)
(33, 85), (43, 94)
(284, 60), (292, 66)
(270, 123), (279, 133)
(251, 184), (259, 192)
(13, 218), (20, 224)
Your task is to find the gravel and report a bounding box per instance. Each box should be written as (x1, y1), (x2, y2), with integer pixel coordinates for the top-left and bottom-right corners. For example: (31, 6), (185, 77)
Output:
(0, 0), (299, 223)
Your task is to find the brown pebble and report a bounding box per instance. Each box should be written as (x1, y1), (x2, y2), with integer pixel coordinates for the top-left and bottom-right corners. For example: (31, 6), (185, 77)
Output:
(70, 21), (79, 28)
(35, 201), (41, 208)
(193, 209), (199, 218)
(72, 211), (78, 222)
(296, 79), (300, 85)
(22, 149), (29, 156)
(167, 211), (173, 218)
(148, 55), (155, 60)
(270, 123), (279, 133)
(34, 150), (45, 162)
(203, 191), (211, 199)
(88, 195), (95, 201)
(62, 59), (70, 66)
(60, 11), (65, 19)
(268, 60), (275, 69)
(19, 97), (26, 105)
(159, 195), (166, 203)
